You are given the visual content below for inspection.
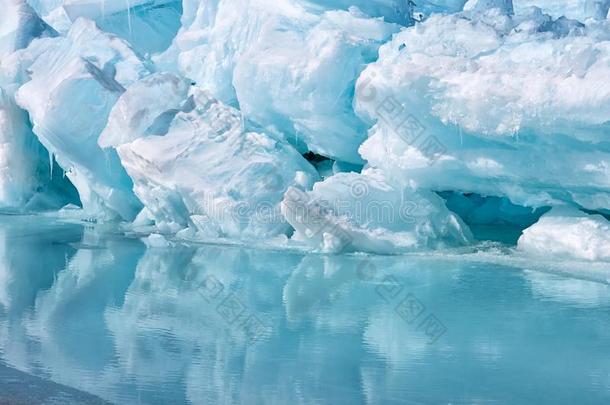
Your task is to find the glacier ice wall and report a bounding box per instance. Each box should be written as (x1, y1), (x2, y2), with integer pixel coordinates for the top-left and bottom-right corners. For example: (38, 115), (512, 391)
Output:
(0, 0), (608, 257)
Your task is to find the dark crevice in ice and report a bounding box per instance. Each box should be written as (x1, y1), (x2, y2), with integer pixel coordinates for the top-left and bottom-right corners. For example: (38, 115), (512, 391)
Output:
(439, 191), (551, 245)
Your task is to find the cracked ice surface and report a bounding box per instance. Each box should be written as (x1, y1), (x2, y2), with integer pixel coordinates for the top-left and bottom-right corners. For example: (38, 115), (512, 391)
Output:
(0, 0), (607, 258)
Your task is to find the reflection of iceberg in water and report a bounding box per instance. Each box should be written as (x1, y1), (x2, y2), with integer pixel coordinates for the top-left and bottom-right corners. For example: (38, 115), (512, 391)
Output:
(0, 216), (83, 372)
(104, 244), (299, 404)
(24, 227), (144, 392)
(1, 220), (610, 403)
(525, 270), (610, 307)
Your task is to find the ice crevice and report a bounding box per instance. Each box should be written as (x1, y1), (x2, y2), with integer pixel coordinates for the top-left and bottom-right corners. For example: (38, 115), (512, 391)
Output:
(0, 0), (608, 258)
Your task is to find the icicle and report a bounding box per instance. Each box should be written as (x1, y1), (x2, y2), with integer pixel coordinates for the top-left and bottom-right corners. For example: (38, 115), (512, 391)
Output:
(49, 150), (54, 179)
(125, 0), (133, 37)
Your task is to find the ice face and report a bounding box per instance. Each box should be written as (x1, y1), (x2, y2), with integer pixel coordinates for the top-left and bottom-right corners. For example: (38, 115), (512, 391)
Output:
(103, 73), (319, 237)
(15, 19), (150, 220)
(0, 89), (41, 207)
(159, 1), (400, 162)
(355, 9), (610, 213)
(0, 0), (77, 210)
(585, 0), (610, 19)
(233, 9), (399, 163)
(1, 0), (55, 58)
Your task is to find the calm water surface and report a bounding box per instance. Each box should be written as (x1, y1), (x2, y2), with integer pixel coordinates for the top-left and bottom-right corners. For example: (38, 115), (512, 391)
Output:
(0, 215), (609, 404)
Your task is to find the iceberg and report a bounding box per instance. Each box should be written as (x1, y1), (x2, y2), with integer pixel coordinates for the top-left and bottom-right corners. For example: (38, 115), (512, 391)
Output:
(0, 0), (605, 256)
(102, 72), (319, 237)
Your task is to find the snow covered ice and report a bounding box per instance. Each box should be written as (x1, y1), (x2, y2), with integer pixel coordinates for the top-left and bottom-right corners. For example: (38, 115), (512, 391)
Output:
(518, 206), (610, 261)
(355, 4), (610, 214)
(0, 0), (607, 258)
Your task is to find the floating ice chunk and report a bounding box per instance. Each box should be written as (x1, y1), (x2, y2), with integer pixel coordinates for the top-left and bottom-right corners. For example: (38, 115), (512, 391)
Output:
(104, 73), (319, 238)
(144, 233), (172, 248)
(15, 18), (150, 220)
(281, 169), (472, 254)
(518, 207), (610, 261)
(355, 10), (610, 212)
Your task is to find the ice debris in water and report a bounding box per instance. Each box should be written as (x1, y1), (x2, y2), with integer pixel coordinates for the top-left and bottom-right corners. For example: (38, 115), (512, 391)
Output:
(0, 0), (608, 256)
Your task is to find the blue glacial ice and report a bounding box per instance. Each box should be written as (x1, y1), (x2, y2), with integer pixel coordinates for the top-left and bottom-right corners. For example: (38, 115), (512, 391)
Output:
(102, 72), (319, 237)
(0, 0), (78, 210)
(0, 0), (608, 260)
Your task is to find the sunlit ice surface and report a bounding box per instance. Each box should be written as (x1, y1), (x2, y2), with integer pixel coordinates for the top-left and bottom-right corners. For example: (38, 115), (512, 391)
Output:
(0, 214), (609, 404)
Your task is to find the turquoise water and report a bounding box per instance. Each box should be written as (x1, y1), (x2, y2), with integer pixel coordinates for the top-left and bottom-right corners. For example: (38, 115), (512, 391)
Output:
(1, 215), (610, 404)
